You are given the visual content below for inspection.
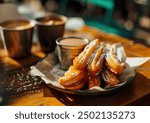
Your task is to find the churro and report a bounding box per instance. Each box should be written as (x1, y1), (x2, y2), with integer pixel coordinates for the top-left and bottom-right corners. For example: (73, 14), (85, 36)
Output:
(58, 66), (87, 89)
(101, 67), (120, 86)
(73, 39), (100, 70)
(88, 76), (101, 89)
(87, 46), (104, 76)
(60, 76), (88, 90)
(105, 49), (125, 75)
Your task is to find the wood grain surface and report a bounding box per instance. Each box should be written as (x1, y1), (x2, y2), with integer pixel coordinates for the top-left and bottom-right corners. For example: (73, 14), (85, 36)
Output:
(0, 26), (150, 106)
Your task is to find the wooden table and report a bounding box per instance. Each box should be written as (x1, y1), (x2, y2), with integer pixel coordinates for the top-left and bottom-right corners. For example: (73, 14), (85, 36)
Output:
(0, 26), (150, 106)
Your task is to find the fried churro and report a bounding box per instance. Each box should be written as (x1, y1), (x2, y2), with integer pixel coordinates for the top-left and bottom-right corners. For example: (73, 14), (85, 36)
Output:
(101, 67), (120, 86)
(105, 51), (125, 75)
(73, 39), (100, 70)
(88, 46), (104, 76)
(88, 76), (101, 89)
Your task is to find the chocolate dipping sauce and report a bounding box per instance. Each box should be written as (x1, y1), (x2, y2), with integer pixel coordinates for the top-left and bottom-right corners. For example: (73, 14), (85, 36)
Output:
(59, 38), (87, 46)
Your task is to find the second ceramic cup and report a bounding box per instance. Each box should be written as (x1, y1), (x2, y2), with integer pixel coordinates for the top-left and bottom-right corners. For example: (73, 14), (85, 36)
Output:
(35, 13), (67, 53)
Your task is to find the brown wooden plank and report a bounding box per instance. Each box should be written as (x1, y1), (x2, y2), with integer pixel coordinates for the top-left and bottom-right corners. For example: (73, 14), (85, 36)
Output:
(0, 26), (150, 106)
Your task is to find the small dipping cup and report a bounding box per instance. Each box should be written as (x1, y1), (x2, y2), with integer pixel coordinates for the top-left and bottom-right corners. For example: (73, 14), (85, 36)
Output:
(56, 37), (89, 70)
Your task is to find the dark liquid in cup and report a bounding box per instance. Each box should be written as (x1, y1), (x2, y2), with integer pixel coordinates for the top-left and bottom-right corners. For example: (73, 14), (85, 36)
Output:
(36, 16), (64, 25)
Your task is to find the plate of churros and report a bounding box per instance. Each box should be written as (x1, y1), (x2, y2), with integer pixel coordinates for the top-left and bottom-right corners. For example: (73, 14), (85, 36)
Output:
(30, 39), (137, 95)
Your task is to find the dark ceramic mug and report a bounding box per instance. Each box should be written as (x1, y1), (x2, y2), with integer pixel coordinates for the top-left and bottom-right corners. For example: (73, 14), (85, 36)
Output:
(35, 13), (67, 53)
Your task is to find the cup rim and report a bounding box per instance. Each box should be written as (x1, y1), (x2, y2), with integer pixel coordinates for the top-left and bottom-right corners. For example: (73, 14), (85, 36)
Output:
(0, 19), (35, 31)
(56, 36), (89, 47)
(35, 13), (67, 26)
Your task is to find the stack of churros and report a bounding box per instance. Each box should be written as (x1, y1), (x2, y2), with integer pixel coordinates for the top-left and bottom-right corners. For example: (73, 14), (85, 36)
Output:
(58, 39), (126, 90)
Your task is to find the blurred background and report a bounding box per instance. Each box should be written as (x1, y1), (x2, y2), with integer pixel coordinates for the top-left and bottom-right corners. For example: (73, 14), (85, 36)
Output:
(0, 0), (150, 46)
